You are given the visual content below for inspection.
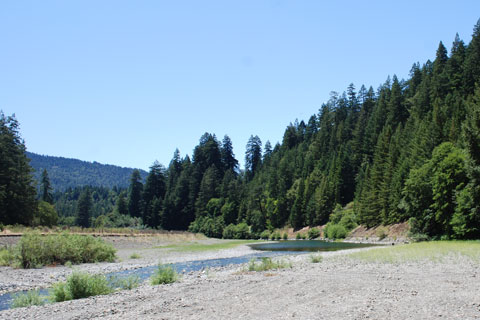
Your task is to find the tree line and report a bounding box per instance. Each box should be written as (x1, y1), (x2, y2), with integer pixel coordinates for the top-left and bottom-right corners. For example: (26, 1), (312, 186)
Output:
(2, 20), (480, 240)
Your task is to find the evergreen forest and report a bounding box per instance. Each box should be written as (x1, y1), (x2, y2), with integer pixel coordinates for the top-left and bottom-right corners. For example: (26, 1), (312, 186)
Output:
(2, 21), (480, 240)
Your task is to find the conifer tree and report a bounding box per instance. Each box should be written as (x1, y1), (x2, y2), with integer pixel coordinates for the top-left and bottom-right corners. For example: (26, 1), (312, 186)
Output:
(128, 169), (144, 218)
(40, 169), (53, 204)
(77, 188), (92, 228)
(0, 112), (37, 225)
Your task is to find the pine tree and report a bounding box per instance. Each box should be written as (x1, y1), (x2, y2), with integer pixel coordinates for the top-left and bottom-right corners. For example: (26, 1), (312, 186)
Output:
(40, 169), (53, 204)
(76, 188), (92, 228)
(0, 112), (37, 225)
(245, 135), (262, 179)
(220, 135), (239, 173)
(128, 169), (144, 218)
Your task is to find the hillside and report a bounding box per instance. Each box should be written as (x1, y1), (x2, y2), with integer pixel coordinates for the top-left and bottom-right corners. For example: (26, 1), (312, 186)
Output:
(27, 152), (147, 191)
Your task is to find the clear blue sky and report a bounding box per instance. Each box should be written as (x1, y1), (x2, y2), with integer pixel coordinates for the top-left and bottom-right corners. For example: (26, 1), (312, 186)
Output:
(1, 1), (479, 171)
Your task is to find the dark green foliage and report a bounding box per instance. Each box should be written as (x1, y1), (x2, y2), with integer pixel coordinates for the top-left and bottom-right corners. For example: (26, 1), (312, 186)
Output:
(33, 201), (58, 227)
(51, 272), (113, 302)
(308, 228), (320, 239)
(127, 169), (144, 219)
(0, 112), (37, 226)
(40, 169), (53, 203)
(76, 188), (92, 228)
(150, 264), (179, 285)
(27, 152), (147, 192)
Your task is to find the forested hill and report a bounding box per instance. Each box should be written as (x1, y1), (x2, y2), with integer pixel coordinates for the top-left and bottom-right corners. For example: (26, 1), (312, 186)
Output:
(27, 152), (148, 191)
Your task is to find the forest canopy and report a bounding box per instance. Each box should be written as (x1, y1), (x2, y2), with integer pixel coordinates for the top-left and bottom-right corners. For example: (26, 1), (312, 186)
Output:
(2, 20), (480, 240)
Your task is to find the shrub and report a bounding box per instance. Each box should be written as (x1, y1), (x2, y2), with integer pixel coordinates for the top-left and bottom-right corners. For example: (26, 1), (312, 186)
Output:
(260, 230), (271, 240)
(0, 247), (14, 266)
(15, 232), (116, 268)
(151, 265), (179, 285)
(129, 252), (141, 259)
(222, 222), (251, 239)
(51, 272), (113, 302)
(324, 223), (347, 239)
(310, 254), (323, 263)
(12, 290), (45, 308)
(282, 232), (288, 240)
(296, 233), (302, 240)
(308, 228), (320, 240)
(376, 227), (388, 240)
(247, 257), (292, 271)
(33, 201), (58, 227)
(110, 275), (141, 290)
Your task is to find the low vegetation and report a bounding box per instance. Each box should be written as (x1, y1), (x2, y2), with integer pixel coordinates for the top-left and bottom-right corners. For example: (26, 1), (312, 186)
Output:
(247, 257), (292, 272)
(346, 241), (480, 263)
(129, 252), (141, 259)
(51, 272), (113, 302)
(12, 290), (45, 308)
(160, 240), (259, 252)
(151, 264), (179, 285)
(110, 275), (141, 290)
(323, 204), (357, 240)
(310, 254), (323, 263)
(308, 228), (321, 239)
(1, 232), (116, 268)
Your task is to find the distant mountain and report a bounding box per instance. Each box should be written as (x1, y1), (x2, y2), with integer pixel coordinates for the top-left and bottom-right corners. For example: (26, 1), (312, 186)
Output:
(26, 152), (148, 192)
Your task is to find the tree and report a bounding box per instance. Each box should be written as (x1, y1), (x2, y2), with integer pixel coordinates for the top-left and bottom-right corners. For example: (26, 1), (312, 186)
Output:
(220, 135), (239, 173)
(40, 169), (53, 204)
(76, 188), (92, 228)
(0, 112), (37, 225)
(116, 191), (128, 215)
(34, 201), (58, 227)
(142, 161), (166, 227)
(128, 169), (144, 218)
(245, 135), (262, 179)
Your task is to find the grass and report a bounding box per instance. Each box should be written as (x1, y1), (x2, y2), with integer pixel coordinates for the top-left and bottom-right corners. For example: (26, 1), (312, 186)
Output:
(247, 257), (292, 272)
(11, 290), (45, 308)
(346, 241), (480, 264)
(110, 275), (141, 290)
(50, 271), (113, 302)
(129, 252), (141, 259)
(309, 254), (323, 263)
(150, 264), (179, 285)
(158, 240), (260, 252)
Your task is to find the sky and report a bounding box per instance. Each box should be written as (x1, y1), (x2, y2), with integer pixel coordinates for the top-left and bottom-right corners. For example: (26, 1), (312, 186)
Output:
(1, 1), (479, 171)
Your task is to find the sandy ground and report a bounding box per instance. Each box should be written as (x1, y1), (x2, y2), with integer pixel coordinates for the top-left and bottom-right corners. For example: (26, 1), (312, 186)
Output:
(1, 238), (480, 319)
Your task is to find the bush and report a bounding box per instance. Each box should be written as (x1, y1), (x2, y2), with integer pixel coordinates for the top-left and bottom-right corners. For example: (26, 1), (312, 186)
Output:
(282, 232), (288, 240)
(0, 247), (15, 266)
(151, 265), (179, 285)
(222, 222), (251, 239)
(33, 201), (58, 227)
(308, 228), (320, 240)
(260, 230), (271, 240)
(247, 257), (292, 271)
(310, 254), (323, 263)
(15, 232), (116, 268)
(376, 227), (388, 240)
(51, 272), (113, 302)
(110, 275), (141, 290)
(324, 223), (347, 239)
(296, 233), (302, 240)
(129, 252), (141, 259)
(12, 290), (45, 308)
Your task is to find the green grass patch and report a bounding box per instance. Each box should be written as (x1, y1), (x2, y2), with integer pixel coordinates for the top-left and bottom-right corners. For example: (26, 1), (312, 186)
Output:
(50, 271), (113, 302)
(11, 290), (46, 308)
(0, 247), (15, 266)
(110, 275), (141, 290)
(150, 264), (179, 285)
(346, 241), (480, 264)
(247, 257), (292, 272)
(159, 240), (260, 252)
(129, 252), (141, 259)
(309, 254), (323, 263)
(9, 232), (116, 268)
